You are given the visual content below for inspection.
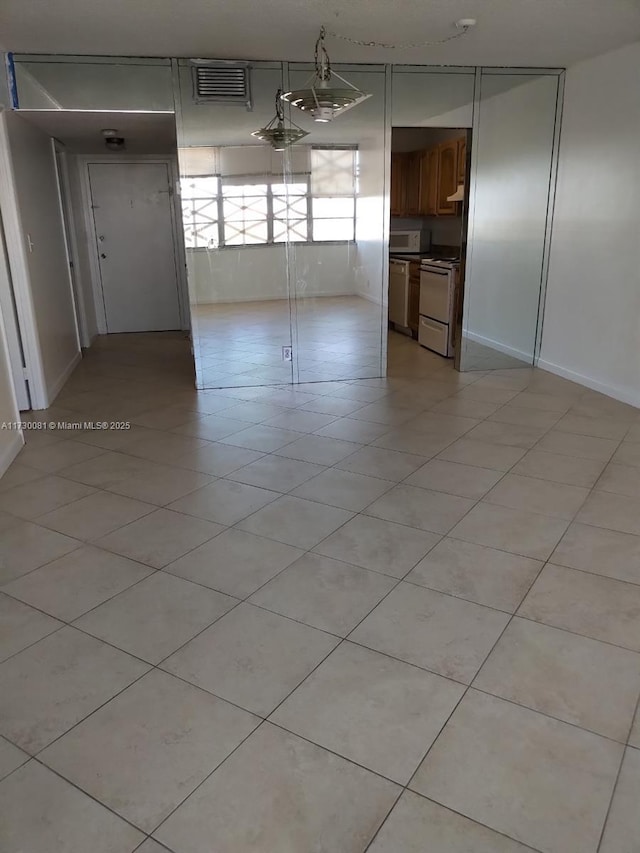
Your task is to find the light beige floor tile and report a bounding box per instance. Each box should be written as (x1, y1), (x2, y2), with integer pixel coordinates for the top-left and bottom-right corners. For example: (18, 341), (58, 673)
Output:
(264, 409), (337, 433)
(612, 440), (640, 467)
(38, 491), (155, 540)
(313, 417), (389, 443)
(0, 593), (62, 663)
(0, 508), (18, 532)
(0, 761), (144, 853)
(368, 791), (535, 853)
(407, 538), (541, 612)
(371, 428), (452, 457)
(437, 438), (527, 471)
(136, 841), (172, 853)
(163, 603), (338, 715)
(172, 443), (264, 476)
(483, 473), (589, 520)
(95, 508), (223, 568)
(0, 737), (28, 781)
(487, 404), (562, 429)
(0, 475), (96, 521)
(165, 528), (302, 597)
(170, 414), (248, 442)
(237, 495), (354, 549)
(519, 564), (640, 651)
(405, 459), (503, 499)
(215, 401), (290, 424)
(554, 413), (630, 440)
(0, 463), (43, 493)
(227, 455), (324, 492)
(351, 582), (509, 683)
(250, 552), (395, 636)
(600, 746), (640, 853)
(577, 490), (640, 535)
(122, 432), (211, 463)
(2, 546), (153, 621)
(131, 404), (209, 430)
(448, 383), (520, 405)
(630, 708), (640, 748)
(450, 503), (568, 559)
(292, 468), (394, 512)
(412, 690), (623, 853)
(167, 479), (278, 526)
(475, 617), (640, 740)
(155, 723), (398, 853)
(107, 465), (214, 505)
(314, 515), (440, 578)
(431, 396), (501, 419)
(400, 412), (479, 439)
(15, 439), (105, 474)
(219, 424), (301, 452)
(552, 522), (640, 584)
(75, 572), (235, 663)
(536, 430), (619, 461)
(0, 522), (80, 584)
(511, 449), (605, 487)
(335, 445), (427, 481)
(41, 669), (258, 833)
(0, 626), (148, 752)
(301, 395), (371, 416)
(365, 484), (474, 535)
(509, 391), (572, 413)
(59, 451), (163, 488)
(272, 642), (464, 783)
(626, 423), (640, 443)
(275, 434), (362, 465)
(464, 421), (547, 449)
(349, 401), (421, 426)
(596, 463), (640, 499)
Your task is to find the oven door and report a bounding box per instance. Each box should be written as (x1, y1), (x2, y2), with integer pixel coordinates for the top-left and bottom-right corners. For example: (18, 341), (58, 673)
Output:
(419, 268), (452, 324)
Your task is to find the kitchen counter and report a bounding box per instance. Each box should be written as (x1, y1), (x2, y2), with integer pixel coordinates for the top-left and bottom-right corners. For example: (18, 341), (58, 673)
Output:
(390, 252), (460, 263)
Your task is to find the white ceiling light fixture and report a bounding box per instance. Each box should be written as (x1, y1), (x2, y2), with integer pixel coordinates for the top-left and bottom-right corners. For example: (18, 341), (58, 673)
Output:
(251, 89), (309, 150)
(281, 27), (371, 122)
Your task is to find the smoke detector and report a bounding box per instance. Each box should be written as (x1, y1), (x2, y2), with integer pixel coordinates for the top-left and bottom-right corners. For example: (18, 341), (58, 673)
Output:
(101, 129), (125, 150)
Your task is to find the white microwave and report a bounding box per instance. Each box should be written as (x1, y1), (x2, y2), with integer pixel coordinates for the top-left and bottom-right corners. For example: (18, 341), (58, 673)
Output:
(389, 229), (431, 253)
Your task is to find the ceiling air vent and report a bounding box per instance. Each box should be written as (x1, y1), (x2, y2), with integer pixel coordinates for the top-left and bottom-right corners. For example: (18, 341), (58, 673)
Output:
(191, 60), (252, 109)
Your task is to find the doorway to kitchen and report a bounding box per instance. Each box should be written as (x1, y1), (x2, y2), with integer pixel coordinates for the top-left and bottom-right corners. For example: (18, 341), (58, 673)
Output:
(387, 127), (471, 379)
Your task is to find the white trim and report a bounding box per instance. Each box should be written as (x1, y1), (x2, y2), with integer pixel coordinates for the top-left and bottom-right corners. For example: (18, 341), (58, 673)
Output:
(196, 288), (358, 305)
(0, 216), (29, 410)
(51, 142), (82, 353)
(0, 430), (24, 477)
(535, 358), (640, 409)
(78, 154), (189, 334)
(46, 349), (82, 404)
(464, 330), (532, 363)
(0, 112), (48, 409)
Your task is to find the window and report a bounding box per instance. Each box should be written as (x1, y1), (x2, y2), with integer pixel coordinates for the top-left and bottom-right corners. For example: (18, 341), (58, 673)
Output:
(181, 146), (357, 248)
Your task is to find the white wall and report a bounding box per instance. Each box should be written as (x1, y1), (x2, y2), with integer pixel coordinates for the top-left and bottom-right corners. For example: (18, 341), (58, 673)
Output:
(188, 243), (357, 303)
(0, 232), (23, 474)
(3, 111), (80, 405)
(540, 41), (640, 406)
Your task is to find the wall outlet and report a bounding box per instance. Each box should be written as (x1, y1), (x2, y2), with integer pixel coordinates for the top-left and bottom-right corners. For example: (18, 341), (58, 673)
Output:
(282, 346), (293, 362)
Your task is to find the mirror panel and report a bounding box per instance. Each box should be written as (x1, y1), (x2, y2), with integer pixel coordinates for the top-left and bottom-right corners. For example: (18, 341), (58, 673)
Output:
(461, 71), (560, 370)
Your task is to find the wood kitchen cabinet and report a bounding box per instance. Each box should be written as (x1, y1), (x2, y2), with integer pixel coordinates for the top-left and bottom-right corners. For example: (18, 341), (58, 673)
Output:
(437, 139), (459, 215)
(390, 153), (407, 216)
(408, 261), (421, 335)
(391, 135), (466, 218)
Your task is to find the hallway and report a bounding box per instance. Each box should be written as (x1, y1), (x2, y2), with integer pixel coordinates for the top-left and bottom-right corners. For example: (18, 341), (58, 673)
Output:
(0, 332), (639, 853)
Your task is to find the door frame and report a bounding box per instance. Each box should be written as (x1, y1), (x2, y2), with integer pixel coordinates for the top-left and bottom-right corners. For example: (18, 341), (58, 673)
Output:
(78, 154), (190, 335)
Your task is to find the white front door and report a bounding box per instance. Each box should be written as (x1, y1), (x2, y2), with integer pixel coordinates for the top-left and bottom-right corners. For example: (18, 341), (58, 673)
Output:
(88, 162), (182, 333)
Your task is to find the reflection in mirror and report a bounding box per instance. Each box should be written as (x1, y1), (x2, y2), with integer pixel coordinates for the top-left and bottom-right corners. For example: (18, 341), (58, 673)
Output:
(460, 71), (560, 371)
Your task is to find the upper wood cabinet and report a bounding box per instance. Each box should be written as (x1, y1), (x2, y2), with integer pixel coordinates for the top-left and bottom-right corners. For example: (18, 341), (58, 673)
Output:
(404, 152), (423, 217)
(436, 139), (459, 215)
(457, 136), (467, 186)
(391, 134), (466, 218)
(390, 153), (407, 216)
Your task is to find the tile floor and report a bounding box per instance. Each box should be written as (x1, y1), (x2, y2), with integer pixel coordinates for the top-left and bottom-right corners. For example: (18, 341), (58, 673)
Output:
(0, 328), (639, 852)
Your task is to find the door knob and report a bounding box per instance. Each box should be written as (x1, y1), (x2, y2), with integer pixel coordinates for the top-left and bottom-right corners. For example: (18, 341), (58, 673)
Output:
(100, 253), (107, 259)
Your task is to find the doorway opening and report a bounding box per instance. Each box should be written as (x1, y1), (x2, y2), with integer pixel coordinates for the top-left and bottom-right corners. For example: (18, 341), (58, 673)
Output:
(387, 126), (471, 381)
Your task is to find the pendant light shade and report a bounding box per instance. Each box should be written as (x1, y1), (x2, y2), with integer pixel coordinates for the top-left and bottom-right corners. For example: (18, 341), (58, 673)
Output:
(282, 28), (371, 122)
(251, 89), (309, 150)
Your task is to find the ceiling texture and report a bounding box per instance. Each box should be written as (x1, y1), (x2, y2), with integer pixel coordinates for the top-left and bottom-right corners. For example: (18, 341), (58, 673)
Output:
(3, 0), (640, 68)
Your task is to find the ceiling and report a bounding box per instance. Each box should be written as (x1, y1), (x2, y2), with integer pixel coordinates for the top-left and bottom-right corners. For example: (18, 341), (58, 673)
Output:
(3, 0), (640, 68)
(17, 110), (177, 154)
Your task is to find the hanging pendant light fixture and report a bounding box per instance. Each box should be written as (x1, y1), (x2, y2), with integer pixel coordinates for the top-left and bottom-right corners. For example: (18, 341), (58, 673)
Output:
(251, 89), (309, 150)
(281, 27), (371, 122)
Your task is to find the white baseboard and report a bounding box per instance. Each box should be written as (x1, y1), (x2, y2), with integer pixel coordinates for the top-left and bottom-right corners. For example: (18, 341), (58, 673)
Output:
(196, 290), (357, 305)
(355, 289), (384, 306)
(464, 330), (532, 363)
(39, 350), (82, 409)
(536, 358), (640, 408)
(0, 431), (24, 477)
